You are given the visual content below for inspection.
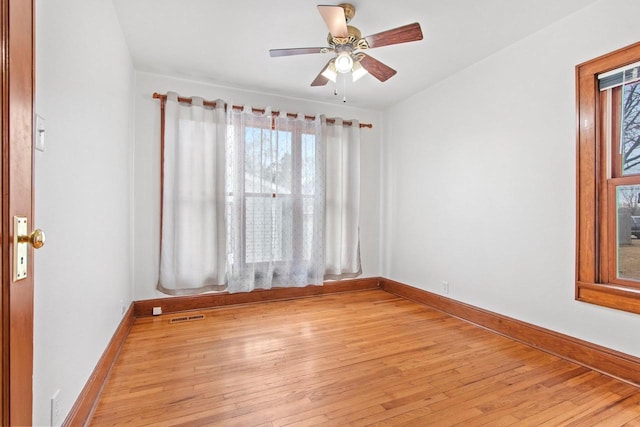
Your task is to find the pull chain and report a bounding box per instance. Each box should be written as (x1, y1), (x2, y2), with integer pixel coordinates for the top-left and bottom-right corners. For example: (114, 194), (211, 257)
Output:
(343, 73), (347, 103)
(332, 73), (348, 103)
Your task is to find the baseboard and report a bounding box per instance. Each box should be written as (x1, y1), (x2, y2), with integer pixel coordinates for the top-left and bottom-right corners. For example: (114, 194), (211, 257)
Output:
(134, 277), (381, 317)
(380, 278), (640, 388)
(62, 303), (136, 427)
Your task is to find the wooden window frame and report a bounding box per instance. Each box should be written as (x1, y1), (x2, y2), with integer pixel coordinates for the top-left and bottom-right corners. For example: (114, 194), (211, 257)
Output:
(576, 41), (640, 314)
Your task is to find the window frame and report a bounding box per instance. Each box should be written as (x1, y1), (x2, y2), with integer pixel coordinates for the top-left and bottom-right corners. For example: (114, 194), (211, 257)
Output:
(576, 41), (640, 314)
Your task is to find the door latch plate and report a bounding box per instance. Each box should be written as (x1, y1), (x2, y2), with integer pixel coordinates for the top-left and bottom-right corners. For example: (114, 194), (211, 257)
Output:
(14, 216), (27, 281)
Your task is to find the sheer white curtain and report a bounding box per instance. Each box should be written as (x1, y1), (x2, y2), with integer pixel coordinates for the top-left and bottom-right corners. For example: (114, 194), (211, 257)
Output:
(323, 117), (361, 279)
(158, 92), (227, 295)
(226, 107), (325, 293)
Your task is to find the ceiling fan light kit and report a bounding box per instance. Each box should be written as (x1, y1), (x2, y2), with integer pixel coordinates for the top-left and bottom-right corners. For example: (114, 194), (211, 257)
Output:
(321, 62), (338, 82)
(335, 50), (353, 73)
(351, 61), (367, 82)
(269, 3), (423, 88)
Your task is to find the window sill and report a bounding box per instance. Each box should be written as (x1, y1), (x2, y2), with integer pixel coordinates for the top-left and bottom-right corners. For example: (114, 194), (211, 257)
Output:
(576, 281), (640, 315)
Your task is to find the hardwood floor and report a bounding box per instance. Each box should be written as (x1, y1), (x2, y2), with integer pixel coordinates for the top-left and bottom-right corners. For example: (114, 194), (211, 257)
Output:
(90, 290), (640, 426)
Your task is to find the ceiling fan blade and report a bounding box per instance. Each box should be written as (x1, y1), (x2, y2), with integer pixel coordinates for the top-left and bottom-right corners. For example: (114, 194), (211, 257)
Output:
(317, 5), (348, 38)
(270, 47), (328, 57)
(359, 54), (397, 82)
(311, 59), (334, 86)
(364, 22), (423, 49)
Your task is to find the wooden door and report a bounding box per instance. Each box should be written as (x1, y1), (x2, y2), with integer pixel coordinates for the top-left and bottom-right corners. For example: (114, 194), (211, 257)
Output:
(1, 0), (35, 425)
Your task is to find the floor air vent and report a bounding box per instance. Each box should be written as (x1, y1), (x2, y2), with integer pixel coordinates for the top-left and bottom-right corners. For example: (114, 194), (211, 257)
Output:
(169, 314), (205, 324)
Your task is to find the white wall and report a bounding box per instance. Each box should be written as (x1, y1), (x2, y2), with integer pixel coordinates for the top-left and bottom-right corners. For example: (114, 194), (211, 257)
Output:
(383, 0), (640, 357)
(33, 0), (134, 425)
(133, 72), (382, 300)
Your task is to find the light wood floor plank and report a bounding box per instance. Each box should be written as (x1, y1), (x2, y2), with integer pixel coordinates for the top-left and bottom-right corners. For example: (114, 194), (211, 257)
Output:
(90, 290), (640, 426)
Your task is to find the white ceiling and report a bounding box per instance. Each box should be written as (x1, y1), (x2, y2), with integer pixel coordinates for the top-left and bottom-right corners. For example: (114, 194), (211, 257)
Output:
(113, 0), (599, 109)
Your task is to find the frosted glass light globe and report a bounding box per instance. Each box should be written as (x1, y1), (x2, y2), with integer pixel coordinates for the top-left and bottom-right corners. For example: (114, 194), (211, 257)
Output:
(335, 52), (353, 73)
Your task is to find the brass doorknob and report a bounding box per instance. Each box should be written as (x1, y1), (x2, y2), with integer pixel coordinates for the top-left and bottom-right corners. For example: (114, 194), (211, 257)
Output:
(18, 229), (45, 249)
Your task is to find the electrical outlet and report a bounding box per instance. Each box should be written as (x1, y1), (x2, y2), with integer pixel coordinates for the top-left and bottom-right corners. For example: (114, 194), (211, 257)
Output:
(442, 281), (449, 295)
(152, 306), (162, 316)
(51, 389), (61, 426)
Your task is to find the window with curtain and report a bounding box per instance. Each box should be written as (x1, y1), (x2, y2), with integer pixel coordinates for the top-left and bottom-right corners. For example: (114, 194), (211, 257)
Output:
(158, 93), (227, 295)
(157, 94), (362, 295)
(323, 117), (362, 280)
(225, 107), (326, 293)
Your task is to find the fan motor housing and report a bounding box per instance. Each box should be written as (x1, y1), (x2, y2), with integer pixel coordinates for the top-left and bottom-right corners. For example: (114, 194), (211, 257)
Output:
(327, 25), (362, 47)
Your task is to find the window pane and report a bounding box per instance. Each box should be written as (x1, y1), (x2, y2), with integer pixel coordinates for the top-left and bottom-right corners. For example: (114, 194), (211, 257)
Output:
(244, 127), (270, 193)
(275, 131), (292, 194)
(621, 82), (640, 175)
(244, 127), (292, 194)
(616, 184), (640, 281)
(245, 195), (292, 263)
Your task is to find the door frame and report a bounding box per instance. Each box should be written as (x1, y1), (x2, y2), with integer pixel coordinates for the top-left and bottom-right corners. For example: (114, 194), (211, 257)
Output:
(1, 0), (35, 425)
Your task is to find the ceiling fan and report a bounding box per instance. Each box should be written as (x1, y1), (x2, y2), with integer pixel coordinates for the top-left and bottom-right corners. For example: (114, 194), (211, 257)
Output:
(269, 3), (423, 86)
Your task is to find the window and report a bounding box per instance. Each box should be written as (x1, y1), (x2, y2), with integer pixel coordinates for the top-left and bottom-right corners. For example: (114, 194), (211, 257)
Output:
(156, 92), (361, 294)
(576, 41), (640, 314)
(242, 126), (317, 264)
(225, 110), (328, 292)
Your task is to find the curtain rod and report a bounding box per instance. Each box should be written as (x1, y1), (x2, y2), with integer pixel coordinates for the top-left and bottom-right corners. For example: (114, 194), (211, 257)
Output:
(152, 92), (373, 129)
